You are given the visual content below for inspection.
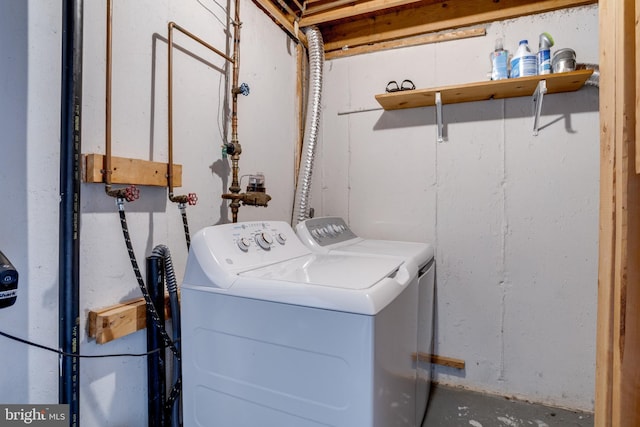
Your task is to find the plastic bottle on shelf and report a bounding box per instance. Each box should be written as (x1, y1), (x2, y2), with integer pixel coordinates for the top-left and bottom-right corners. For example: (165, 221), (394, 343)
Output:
(490, 38), (509, 80)
(537, 32), (554, 75)
(510, 39), (537, 78)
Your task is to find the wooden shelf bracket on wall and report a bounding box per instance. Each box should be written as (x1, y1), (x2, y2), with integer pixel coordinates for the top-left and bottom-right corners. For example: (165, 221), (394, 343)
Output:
(435, 92), (444, 143)
(532, 79), (547, 136)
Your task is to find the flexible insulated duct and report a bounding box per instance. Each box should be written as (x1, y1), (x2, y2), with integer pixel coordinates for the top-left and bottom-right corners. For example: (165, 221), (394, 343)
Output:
(292, 27), (324, 225)
(578, 63), (600, 88)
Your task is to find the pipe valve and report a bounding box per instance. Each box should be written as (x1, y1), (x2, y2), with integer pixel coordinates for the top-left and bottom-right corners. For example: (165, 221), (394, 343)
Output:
(107, 185), (140, 202)
(241, 191), (271, 207)
(223, 141), (242, 157)
(170, 192), (198, 205)
(233, 82), (250, 96)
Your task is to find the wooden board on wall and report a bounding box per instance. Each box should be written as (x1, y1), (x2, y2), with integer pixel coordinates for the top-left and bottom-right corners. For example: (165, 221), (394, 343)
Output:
(83, 153), (182, 187)
(637, 0), (640, 174)
(595, 0), (616, 424)
(596, 0), (640, 425)
(613, 0), (640, 424)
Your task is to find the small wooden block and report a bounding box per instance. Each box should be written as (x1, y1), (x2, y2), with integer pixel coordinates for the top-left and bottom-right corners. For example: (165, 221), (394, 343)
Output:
(412, 352), (466, 369)
(88, 296), (172, 344)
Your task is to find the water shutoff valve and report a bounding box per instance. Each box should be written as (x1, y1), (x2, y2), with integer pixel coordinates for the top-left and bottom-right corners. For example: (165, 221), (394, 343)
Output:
(235, 83), (250, 96)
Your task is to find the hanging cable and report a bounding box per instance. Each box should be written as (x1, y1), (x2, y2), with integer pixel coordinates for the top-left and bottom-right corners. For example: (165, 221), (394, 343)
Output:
(116, 198), (180, 360)
(0, 330), (161, 358)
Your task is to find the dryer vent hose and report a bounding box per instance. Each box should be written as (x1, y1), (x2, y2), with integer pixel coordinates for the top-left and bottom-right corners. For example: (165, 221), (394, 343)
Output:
(578, 63), (599, 87)
(292, 26), (324, 225)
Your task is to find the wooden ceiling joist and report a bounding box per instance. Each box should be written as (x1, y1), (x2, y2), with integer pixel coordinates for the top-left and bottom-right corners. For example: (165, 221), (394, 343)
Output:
(252, 0), (308, 46)
(319, 0), (598, 51)
(300, 0), (425, 26)
(254, 0), (597, 56)
(325, 26), (486, 59)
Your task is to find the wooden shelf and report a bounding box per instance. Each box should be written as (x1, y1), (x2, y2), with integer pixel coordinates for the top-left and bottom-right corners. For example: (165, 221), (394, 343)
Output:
(375, 69), (594, 110)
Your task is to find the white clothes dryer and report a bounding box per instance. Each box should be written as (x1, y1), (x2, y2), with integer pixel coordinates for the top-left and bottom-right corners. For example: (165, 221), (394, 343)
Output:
(296, 216), (435, 426)
(181, 221), (419, 427)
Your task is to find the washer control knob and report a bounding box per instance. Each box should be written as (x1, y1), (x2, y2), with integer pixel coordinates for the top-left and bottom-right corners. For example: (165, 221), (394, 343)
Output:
(275, 233), (287, 245)
(237, 237), (251, 252)
(256, 232), (273, 250)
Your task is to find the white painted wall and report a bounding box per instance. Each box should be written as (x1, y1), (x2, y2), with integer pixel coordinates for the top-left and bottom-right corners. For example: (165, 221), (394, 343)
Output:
(316, 6), (599, 411)
(0, 0), (296, 424)
(0, 0), (599, 422)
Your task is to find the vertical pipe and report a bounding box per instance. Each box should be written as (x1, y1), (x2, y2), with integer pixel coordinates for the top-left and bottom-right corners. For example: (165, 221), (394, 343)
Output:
(104, 0), (113, 188)
(59, 0), (83, 425)
(167, 22), (175, 199)
(230, 0), (241, 145)
(229, 0), (242, 223)
(146, 256), (166, 427)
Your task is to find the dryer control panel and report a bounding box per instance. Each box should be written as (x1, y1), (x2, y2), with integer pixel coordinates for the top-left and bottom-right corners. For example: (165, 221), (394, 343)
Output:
(296, 216), (358, 247)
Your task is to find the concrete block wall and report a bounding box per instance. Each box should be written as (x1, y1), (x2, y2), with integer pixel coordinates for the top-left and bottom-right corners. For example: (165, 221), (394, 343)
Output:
(316, 5), (599, 411)
(0, 1), (599, 424)
(0, 0), (297, 424)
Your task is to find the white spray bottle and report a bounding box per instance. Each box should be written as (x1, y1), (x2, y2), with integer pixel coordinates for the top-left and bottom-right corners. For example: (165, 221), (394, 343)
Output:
(537, 32), (554, 75)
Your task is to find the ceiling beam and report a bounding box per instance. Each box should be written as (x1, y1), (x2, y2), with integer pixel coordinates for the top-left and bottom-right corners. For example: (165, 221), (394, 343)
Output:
(325, 26), (486, 59)
(251, 0), (308, 46)
(301, 0), (424, 26)
(319, 0), (597, 51)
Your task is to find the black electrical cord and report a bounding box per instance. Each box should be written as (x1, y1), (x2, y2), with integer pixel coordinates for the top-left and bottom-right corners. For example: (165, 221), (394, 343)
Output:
(117, 204), (180, 360)
(0, 330), (162, 358)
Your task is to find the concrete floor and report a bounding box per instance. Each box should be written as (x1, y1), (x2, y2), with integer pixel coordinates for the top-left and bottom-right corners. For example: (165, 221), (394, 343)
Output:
(422, 384), (594, 427)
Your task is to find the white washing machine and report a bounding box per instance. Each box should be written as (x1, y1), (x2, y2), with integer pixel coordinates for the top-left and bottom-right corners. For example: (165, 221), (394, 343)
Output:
(181, 221), (419, 427)
(296, 217), (435, 426)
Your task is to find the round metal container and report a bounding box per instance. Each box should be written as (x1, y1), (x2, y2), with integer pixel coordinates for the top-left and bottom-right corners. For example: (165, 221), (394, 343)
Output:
(552, 48), (576, 73)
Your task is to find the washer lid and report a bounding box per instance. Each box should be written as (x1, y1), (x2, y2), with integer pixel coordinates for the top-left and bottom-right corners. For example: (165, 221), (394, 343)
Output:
(332, 240), (434, 268)
(239, 253), (402, 289)
(229, 254), (411, 314)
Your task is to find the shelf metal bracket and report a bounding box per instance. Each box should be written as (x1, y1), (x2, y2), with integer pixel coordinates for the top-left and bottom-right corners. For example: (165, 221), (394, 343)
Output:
(532, 79), (547, 136)
(435, 91), (444, 143)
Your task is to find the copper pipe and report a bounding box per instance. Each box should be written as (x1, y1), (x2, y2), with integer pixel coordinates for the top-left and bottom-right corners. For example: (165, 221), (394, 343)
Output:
(225, 0), (243, 223)
(169, 22), (233, 63)
(102, 0), (141, 201)
(230, 5), (241, 146)
(104, 0), (113, 190)
(167, 21), (234, 202)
